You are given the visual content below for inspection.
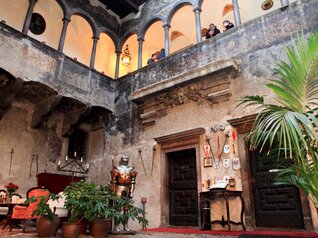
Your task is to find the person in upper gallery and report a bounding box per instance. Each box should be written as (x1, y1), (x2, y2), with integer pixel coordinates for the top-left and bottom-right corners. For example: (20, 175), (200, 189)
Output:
(223, 20), (235, 31)
(147, 53), (157, 65)
(205, 23), (221, 39)
(157, 48), (165, 60)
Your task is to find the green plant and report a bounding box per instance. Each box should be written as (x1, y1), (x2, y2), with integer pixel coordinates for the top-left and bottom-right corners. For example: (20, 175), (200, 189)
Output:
(28, 193), (60, 221)
(83, 185), (116, 222)
(112, 194), (148, 228)
(238, 32), (318, 208)
(63, 180), (96, 223)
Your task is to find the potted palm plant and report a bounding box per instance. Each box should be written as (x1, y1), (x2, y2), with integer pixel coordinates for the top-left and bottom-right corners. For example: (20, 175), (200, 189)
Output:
(28, 193), (60, 237)
(239, 32), (318, 212)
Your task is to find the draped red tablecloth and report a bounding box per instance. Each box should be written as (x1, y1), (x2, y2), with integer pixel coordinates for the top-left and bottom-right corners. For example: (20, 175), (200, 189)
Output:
(37, 173), (83, 193)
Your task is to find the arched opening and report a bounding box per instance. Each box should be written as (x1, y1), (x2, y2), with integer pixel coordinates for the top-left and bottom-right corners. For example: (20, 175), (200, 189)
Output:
(118, 34), (138, 78)
(201, 0), (234, 38)
(30, 0), (63, 49)
(237, 0), (296, 23)
(95, 32), (116, 78)
(64, 15), (93, 66)
(0, 0), (28, 31)
(143, 20), (164, 67)
(169, 4), (196, 54)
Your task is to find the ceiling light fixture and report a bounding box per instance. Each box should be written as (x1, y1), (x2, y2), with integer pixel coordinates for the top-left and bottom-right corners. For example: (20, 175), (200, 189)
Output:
(122, 45), (131, 66)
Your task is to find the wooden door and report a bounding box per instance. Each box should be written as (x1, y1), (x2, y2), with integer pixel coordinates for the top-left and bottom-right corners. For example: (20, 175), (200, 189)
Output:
(249, 149), (304, 228)
(167, 148), (198, 226)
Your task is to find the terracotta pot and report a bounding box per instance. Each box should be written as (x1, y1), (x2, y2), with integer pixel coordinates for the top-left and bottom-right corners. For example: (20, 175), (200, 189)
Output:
(80, 219), (89, 234)
(62, 222), (81, 238)
(36, 215), (60, 237)
(90, 219), (112, 238)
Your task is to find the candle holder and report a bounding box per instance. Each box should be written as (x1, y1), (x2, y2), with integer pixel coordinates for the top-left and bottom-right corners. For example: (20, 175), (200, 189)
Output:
(141, 197), (147, 230)
(57, 152), (89, 177)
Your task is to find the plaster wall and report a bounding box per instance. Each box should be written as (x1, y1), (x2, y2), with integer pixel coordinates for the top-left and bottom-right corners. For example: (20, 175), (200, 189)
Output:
(107, 0), (318, 230)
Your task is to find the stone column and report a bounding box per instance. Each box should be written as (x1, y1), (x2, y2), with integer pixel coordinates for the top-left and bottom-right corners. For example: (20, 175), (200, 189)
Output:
(58, 17), (71, 52)
(137, 38), (144, 69)
(90, 36), (99, 69)
(194, 7), (202, 43)
(115, 50), (121, 80)
(232, 0), (241, 26)
(163, 24), (170, 57)
(22, 0), (37, 34)
(280, 0), (289, 7)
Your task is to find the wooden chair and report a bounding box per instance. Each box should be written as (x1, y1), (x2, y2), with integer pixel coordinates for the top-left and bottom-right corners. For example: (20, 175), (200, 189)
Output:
(0, 189), (8, 216)
(11, 193), (23, 203)
(47, 192), (68, 218)
(11, 187), (49, 232)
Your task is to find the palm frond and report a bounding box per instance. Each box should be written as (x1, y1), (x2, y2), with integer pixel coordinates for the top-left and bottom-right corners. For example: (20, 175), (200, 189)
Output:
(239, 32), (318, 208)
(237, 95), (264, 109)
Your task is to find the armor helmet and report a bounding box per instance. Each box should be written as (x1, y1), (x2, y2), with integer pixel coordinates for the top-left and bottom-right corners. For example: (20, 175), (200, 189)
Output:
(119, 155), (129, 165)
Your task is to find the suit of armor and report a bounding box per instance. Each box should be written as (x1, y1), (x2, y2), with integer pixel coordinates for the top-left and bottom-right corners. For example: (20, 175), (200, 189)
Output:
(110, 155), (137, 232)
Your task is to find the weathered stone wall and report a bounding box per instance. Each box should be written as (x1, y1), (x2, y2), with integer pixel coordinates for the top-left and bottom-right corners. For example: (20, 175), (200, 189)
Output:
(0, 101), (62, 195)
(0, 0), (317, 232)
(105, 0), (318, 230)
(0, 22), (116, 112)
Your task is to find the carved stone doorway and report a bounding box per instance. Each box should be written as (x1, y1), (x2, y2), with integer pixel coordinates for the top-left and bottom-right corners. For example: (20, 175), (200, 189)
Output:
(154, 128), (205, 227)
(167, 148), (198, 226)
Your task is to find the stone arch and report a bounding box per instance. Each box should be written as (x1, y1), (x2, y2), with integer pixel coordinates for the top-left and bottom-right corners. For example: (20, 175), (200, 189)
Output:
(97, 27), (118, 48)
(118, 32), (138, 78)
(63, 12), (95, 65)
(167, 0), (197, 53)
(142, 18), (165, 67)
(197, 0), (204, 9)
(166, 0), (195, 25)
(95, 30), (117, 78)
(140, 15), (165, 39)
(69, 9), (98, 37)
(119, 30), (139, 52)
(54, 0), (69, 17)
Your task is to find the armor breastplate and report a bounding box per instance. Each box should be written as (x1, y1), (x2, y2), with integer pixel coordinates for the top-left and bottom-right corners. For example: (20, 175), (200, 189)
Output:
(117, 166), (133, 185)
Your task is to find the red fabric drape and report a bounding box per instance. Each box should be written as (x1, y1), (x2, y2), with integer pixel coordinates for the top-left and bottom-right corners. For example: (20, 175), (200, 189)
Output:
(37, 173), (83, 194)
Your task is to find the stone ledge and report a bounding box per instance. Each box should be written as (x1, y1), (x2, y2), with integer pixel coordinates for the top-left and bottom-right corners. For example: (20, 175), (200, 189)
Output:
(129, 59), (240, 101)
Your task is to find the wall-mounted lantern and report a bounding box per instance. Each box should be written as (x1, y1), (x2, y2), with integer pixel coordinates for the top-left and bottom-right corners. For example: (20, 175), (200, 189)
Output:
(122, 45), (131, 66)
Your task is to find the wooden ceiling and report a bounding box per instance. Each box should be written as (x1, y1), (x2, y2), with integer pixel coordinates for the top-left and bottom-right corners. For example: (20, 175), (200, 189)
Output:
(99, 0), (149, 19)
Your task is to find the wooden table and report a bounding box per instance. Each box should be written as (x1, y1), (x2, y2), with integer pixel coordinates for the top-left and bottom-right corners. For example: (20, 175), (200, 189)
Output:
(200, 189), (245, 231)
(0, 203), (21, 231)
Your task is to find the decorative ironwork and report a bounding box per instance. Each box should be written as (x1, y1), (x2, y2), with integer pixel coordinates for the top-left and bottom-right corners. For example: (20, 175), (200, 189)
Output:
(57, 152), (89, 176)
(122, 45), (131, 66)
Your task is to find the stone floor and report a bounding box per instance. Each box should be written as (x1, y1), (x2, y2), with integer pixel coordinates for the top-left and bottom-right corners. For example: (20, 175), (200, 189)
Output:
(0, 228), (237, 238)
(0, 219), (238, 238)
(0, 230), (237, 238)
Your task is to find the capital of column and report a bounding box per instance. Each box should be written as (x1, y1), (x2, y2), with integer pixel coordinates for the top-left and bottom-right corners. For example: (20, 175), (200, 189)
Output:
(115, 50), (122, 55)
(193, 7), (202, 13)
(62, 17), (71, 23)
(137, 37), (144, 43)
(163, 24), (171, 30)
(92, 36), (100, 41)
(29, 0), (38, 4)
